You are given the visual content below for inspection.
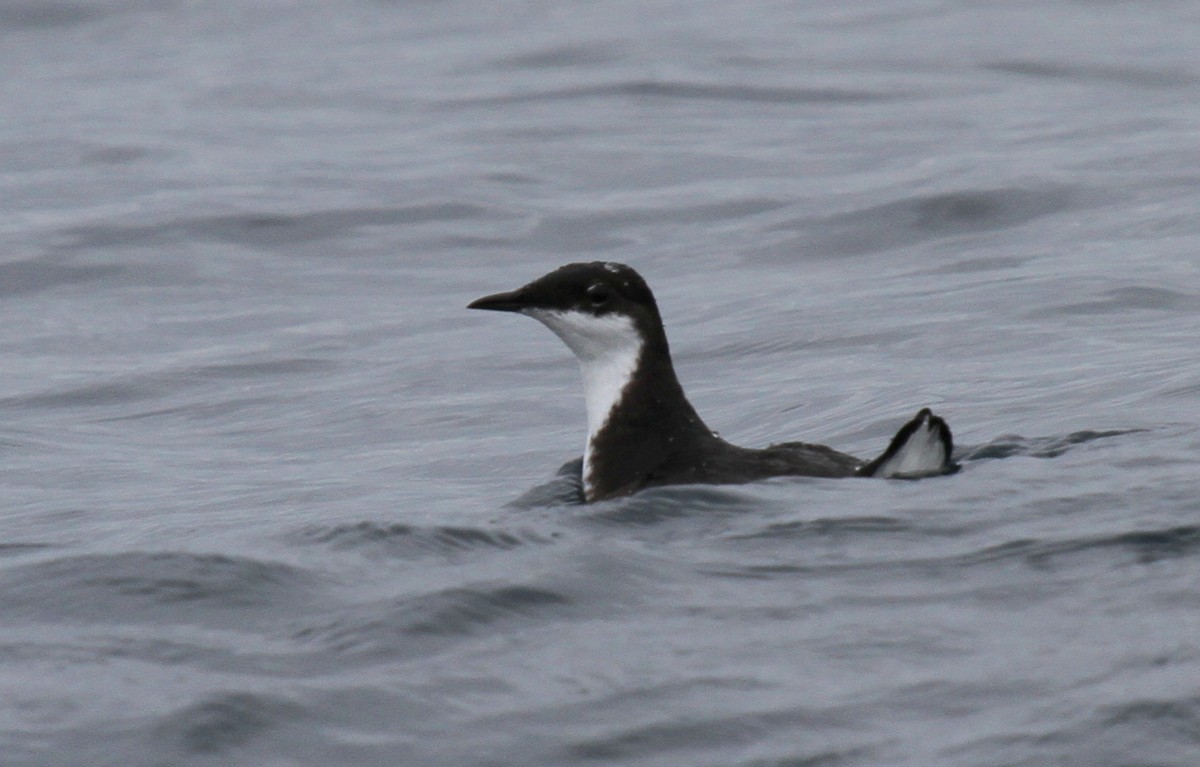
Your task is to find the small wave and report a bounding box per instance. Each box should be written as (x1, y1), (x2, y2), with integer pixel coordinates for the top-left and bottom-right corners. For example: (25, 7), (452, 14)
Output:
(0, 551), (317, 622)
(504, 197), (777, 252)
(0, 3), (101, 30)
(0, 542), (54, 559)
(760, 186), (1078, 259)
(965, 694), (1200, 765)
(509, 458), (780, 516)
(60, 203), (498, 252)
(152, 692), (304, 756)
(567, 704), (858, 763)
(0, 138), (148, 171)
(507, 457), (586, 508)
(301, 521), (543, 556)
(493, 43), (622, 70)
(960, 525), (1200, 569)
(728, 515), (912, 542)
(296, 584), (573, 656)
(0, 257), (123, 298)
(707, 523), (1200, 582)
(520, 215), (633, 252)
(1033, 286), (1200, 317)
(186, 357), (334, 381)
(1101, 696), (1200, 739)
(579, 197), (788, 227)
(0, 542), (54, 552)
(6, 354), (331, 415)
(3, 380), (159, 410)
(914, 254), (1030, 276)
(960, 429), (1137, 461)
(400, 585), (572, 636)
(984, 60), (1199, 89)
(587, 485), (764, 526)
(453, 80), (894, 107)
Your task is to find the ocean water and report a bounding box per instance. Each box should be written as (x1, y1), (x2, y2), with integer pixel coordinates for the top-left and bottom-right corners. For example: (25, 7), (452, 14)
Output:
(3, 1), (1200, 765)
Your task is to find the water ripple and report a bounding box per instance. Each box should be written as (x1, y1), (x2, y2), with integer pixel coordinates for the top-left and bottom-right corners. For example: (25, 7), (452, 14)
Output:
(0, 257), (123, 298)
(0, 552), (318, 622)
(760, 186), (1079, 259)
(507, 458), (586, 508)
(728, 516), (912, 542)
(963, 525), (1200, 569)
(587, 485), (764, 526)
(0, 2), (101, 30)
(1035, 286), (1200, 317)
(151, 692), (305, 757)
(59, 204), (500, 252)
(296, 584), (574, 657)
(494, 44), (622, 70)
(5, 355), (331, 413)
(566, 705), (858, 763)
(960, 429), (1138, 461)
(301, 521), (546, 557)
(454, 80), (896, 107)
(984, 60), (1200, 89)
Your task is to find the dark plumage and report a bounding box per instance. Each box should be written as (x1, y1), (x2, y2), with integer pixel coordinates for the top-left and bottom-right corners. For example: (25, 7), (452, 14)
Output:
(470, 262), (956, 502)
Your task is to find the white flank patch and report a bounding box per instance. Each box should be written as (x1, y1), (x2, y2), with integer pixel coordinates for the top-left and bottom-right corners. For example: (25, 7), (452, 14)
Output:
(526, 309), (642, 494)
(877, 418), (947, 478)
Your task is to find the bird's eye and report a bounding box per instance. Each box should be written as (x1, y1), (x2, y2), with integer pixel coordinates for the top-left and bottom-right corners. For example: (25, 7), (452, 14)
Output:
(586, 283), (610, 306)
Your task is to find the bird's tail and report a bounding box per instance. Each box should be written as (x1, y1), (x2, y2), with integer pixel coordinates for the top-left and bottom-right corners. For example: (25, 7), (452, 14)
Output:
(859, 408), (959, 478)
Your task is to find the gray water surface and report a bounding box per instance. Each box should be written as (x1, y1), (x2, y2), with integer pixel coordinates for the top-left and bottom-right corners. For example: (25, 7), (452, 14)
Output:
(3, 1), (1200, 765)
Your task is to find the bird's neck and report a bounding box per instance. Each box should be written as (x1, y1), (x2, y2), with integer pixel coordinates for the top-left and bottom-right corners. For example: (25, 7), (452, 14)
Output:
(581, 337), (714, 501)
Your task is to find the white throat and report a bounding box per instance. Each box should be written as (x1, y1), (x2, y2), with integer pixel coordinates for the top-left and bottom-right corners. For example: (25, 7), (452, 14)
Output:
(526, 309), (643, 495)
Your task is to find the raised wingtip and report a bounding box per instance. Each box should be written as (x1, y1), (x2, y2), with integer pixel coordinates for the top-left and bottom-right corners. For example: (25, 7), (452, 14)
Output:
(860, 409), (959, 479)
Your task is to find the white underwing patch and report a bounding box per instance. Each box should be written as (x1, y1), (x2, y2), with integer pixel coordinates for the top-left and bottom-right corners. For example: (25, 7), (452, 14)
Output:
(875, 417), (948, 478)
